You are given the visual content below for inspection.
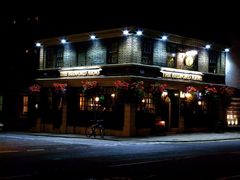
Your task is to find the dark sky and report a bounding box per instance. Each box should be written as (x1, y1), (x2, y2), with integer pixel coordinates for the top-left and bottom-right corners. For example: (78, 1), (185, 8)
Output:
(2, 0), (240, 42)
(1, 1), (239, 89)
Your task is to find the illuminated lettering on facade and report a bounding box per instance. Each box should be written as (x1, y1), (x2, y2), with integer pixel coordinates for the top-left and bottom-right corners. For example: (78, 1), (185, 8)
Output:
(161, 67), (203, 81)
(60, 69), (101, 77)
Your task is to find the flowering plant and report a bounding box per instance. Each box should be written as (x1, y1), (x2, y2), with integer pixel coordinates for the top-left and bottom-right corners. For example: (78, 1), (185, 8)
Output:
(186, 86), (198, 94)
(202, 85), (235, 106)
(150, 83), (167, 95)
(81, 80), (99, 98)
(149, 83), (168, 116)
(219, 86), (235, 96)
(114, 80), (145, 103)
(53, 83), (67, 94)
(29, 84), (41, 93)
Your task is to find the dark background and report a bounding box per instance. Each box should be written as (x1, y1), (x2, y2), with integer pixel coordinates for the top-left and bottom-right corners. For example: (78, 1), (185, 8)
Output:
(1, 1), (240, 90)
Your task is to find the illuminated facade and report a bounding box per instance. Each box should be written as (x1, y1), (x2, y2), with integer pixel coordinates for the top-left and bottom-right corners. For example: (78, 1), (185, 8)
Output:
(21, 27), (239, 136)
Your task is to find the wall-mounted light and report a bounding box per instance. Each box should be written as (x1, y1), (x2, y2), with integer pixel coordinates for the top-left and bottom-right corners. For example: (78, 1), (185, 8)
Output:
(35, 42), (41, 47)
(136, 30), (143, 36)
(61, 39), (67, 44)
(224, 48), (230, 52)
(161, 35), (168, 41)
(90, 35), (96, 40)
(205, 44), (211, 49)
(123, 30), (130, 36)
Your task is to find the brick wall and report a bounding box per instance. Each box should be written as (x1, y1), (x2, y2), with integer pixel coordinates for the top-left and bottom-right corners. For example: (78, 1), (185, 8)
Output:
(131, 36), (141, 63)
(86, 40), (106, 65)
(63, 44), (77, 67)
(153, 40), (167, 66)
(118, 36), (133, 64)
(198, 49), (209, 72)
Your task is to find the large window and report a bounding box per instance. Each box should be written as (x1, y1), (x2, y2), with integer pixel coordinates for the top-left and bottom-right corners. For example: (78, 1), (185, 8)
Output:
(45, 46), (63, 68)
(166, 43), (177, 68)
(79, 94), (95, 111)
(209, 50), (219, 73)
(107, 41), (118, 64)
(141, 39), (153, 65)
(23, 96), (28, 114)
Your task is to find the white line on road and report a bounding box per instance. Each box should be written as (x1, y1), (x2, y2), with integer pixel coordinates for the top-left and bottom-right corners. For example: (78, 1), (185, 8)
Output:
(0, 174), (31, 179)
(0, 150), (19, 154)
(26, 149), (45, 152)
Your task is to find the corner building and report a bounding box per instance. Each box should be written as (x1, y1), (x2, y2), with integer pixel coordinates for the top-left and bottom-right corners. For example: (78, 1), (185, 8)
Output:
(25, 27), (238, 136)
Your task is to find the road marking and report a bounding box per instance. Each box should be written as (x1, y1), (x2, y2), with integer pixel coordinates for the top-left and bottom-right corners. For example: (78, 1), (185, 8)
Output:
(0, 150), (19, 154)
(110, 159), (168, 167)
(0, 174), (31, 179)
(217, 174), (240, 180)
(26, 148), (45, 152)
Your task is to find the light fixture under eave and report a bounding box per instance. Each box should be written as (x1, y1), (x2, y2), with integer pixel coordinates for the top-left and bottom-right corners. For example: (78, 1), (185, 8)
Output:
(205, 44), (211, 49)
(35, 42), (41, 47)
(224, 48), (230, 52)
(161, 35), (168, 41)
(136, 30), (143, 36)
(90, 35), (96, 40)
(61, 39), (67, 44)
(123, 30), (130, 36)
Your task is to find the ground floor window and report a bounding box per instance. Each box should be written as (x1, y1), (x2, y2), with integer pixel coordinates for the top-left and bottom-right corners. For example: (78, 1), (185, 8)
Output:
(23, 96), (28, 114)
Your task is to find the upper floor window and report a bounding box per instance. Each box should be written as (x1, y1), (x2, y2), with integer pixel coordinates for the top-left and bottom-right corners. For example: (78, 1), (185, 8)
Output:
(107, 40), (119, 64)
(141, 39), (153, 65)
(45, 46), (63, 68)
(209, 50), (219, 73)
(166, 43), (177, 68)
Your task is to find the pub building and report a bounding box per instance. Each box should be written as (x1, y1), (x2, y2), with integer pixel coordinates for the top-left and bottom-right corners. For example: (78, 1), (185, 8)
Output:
(20, 27), (239, 136)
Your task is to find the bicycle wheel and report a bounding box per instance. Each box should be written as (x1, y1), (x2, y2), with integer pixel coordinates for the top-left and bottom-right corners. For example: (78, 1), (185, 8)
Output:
(100, 127), (104, 139)
(95, 126), (104, 138)
(85, 126), (93, 137)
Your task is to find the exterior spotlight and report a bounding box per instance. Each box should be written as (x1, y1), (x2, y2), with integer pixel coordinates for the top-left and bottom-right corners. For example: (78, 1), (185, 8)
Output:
(123, 30), (129, 36)
(205, 44), (211, 49)
(35, 42), (41, 47)
(225, 48), (230, 52)
(136, 30), (143, 36)
(61, 39), (67, 44)
(161, 35), (168, 41)
(90, 35), (96, 40)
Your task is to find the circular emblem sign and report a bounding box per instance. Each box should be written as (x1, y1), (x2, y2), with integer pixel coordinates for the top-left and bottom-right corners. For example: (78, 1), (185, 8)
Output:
(184, 55), (194, 66)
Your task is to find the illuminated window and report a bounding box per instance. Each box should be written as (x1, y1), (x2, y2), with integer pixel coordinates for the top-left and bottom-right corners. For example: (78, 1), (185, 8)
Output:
(23, 96), (28, 114)
(138, 95), (154, 113)
(79, 94), (95, 111)
(0, 96), (3, 111)
(166, 42), (177, 68)
(79, 94), (85, 110)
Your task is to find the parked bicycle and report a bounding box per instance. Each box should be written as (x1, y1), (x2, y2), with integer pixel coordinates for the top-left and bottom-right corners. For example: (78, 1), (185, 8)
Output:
(85, 119), (104, 138)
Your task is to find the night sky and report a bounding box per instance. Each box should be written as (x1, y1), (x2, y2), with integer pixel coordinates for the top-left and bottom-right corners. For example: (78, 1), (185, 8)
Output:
(1, 2), (240, 91)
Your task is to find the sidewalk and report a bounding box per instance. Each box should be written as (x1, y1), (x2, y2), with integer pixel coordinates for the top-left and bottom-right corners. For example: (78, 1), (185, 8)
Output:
(23, 131), (240, 143)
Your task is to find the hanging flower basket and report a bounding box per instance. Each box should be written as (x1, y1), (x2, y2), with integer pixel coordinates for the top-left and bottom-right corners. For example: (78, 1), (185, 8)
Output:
(149, 83), (168, 116)
(29, 84), (41, 94)
(53, 83), (67, 95)
(114, 80), (145, 104)
(81, 80), (99, 98)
